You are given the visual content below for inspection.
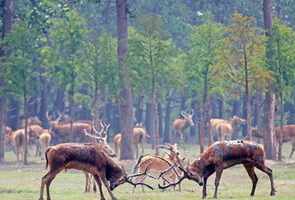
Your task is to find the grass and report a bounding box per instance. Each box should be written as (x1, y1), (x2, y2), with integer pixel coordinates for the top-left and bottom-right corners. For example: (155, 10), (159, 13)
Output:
(0, 144), (295, 200)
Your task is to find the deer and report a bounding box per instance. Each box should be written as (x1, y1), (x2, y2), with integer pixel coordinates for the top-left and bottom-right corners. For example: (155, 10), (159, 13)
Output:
(158, 140), (276, 199)
(39, 130), (52, 160)
(28, 124), (45, 156)
(248, 125), (295, 159)
(132, 143), (184, 191)
(5, 128), (28, 163)
(38, 142), (153, 200)
(210, 115), (246, 141)
(113, 123), (150, 158)
(172, 111), (194, 141)
(83, 120), (112, 193)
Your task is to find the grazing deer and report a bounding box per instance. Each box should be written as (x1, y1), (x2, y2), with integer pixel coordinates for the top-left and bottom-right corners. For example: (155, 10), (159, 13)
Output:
(38, 142), (153, 200)
(158, 140), (276, 199)
(113, 123), (150, 158)
(210, 115), (246, 141)
(39, 130), (52, 160)
(172, 111), (194, 141)
(83, 121), (112, 193)
(132, 144), (183, 191)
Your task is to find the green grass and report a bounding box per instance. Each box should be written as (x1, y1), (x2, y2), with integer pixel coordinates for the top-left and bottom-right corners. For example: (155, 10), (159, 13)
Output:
(0, 144), (295, 200)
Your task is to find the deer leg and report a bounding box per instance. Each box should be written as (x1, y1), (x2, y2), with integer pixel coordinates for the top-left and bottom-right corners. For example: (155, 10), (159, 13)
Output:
(93, 175), (105, 200)
(39, 168), (61, 200)
(243, 164), (258, 196)
(255, 164), (276, 196)
(84, 172), (90, 192)
(213, 168), (223, 199)
(289, 142), (295, 158)
(202, 176), (208, 199)
(141, 141), (144, 156)
(100, 173), (117, 200)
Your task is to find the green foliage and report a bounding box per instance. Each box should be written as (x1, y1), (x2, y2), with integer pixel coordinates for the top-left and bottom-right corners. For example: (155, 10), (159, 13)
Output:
(219, 13), (271, 94)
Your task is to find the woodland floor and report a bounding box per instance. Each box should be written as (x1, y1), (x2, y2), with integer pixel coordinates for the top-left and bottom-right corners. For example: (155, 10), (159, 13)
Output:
(0, 144), (295, 200)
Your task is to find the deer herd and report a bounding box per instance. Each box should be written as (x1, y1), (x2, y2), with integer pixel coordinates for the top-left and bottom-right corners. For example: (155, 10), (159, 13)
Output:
(4, 110), (295, 200)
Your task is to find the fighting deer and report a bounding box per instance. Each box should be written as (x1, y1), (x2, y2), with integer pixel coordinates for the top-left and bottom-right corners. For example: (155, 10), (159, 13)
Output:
(39, 130), (52, 160)
(172, 111), (194, 141)
(83, 121), (112, 193)
(210, 115), (246, 141)
(132, 144), (184, 191)
(158, 140), (276, 199)
(39, 142), (153, 200)
(113, 123), (150, 158)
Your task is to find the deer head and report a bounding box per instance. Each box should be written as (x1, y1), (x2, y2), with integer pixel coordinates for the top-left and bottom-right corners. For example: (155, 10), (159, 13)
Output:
(180, 111), (195, 126)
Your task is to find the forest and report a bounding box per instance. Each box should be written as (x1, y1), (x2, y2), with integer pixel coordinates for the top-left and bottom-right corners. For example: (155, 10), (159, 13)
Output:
(0, 1), (295, 200)
(1, 0), (295, 159)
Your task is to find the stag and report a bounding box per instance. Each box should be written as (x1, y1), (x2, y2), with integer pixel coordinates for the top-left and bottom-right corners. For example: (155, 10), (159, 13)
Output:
(83, 121), (112, 193)
(39, 140), (153, 200)
(113, 123), (150, 158)
(210, 115), (246, 141)
(158, 140), (276, 199)
(132, 144), (184, 191)
(172, 111), (194, 141)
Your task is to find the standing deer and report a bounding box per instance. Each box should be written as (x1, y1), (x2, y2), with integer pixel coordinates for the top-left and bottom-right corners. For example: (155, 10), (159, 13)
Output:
(39, 142), (153, 200)
(172, 111), (194, 141)
(210, 115), (246, 141)
(39, 130), (52, 160)
(249, 125), (295, 159)
(83, 121), (112, 193)
(5, 128), (28, 163)
(158, 140), (276, 199)
(113, 123), (150, 158)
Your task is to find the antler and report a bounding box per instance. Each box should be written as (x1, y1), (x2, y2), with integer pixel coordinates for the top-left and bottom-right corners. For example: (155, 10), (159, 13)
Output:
(83, 129), (105, 143)
(125, 167), (156, 190)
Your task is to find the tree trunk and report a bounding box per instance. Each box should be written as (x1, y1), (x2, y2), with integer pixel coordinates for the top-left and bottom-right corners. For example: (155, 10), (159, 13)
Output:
(202, 67), (211, 147)
(54, 87), (65, 114)
(263, 0), (277, 160)
(218, 96), (223, 118)
(145, 102), (152, 137)
(39, 75), (49, 128)
(135, 95), (144, 123)
(23, 78), (28, 165)
(163, 93), (172, 143)
(158, 102), (163, 141)
(243, 45), (251, 139)
(116, 0), (134, 160)
(0, 0), (14, 163)
(190, 92), (197, 144)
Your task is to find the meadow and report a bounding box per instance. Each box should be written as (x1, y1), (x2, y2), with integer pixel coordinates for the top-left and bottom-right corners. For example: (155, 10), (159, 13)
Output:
(0, 144), (294, 200)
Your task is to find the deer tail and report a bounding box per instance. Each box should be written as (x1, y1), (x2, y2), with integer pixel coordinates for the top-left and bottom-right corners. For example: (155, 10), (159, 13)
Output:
(45, 147), (50, 169)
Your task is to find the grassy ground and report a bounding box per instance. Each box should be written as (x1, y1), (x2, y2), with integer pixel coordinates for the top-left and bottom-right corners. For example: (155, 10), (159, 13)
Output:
(0, 144), (295, 200)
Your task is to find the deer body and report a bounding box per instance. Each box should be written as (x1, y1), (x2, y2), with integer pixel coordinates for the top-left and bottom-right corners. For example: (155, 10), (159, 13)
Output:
(172, 112), (194, 141)
(210, 116), (246, 141)
(6, 129), (27, 163)
(39, 131), (52, 160)
(113, 124), (149, 158)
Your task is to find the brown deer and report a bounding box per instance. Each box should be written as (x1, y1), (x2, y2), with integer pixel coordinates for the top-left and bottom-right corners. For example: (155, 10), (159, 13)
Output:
(39, 130), (52, 160)
(172, 111), (194, 141)
(210, 115), (246, 141)
(132, 144), (184, 191)
(159, 140), (276, 199)
(38, 142), (153, 200)
(83, 121), (112, 193)
(113, 123), (150, 158)
(6, 128), (28, 163)
(249, 125), (295, 158)
(28, 124), (45, 156)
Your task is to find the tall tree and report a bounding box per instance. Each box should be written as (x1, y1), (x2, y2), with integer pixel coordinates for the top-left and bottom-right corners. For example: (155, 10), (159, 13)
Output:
(116, 0), (134, 160)
(263, 0), (277, 160)
(0, 0), (14, 163)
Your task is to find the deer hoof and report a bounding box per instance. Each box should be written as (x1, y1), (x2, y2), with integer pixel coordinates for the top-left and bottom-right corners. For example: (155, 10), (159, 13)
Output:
(270, 190), (276, 196)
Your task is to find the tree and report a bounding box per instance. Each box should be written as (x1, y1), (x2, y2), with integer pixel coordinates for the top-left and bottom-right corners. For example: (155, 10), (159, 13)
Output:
(187, 15), (224, 152)
(219, 13), (271, 139)
(0, 0), (14, 163)
(116, 0), (134, 160)
(263, 0), (277, 160)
